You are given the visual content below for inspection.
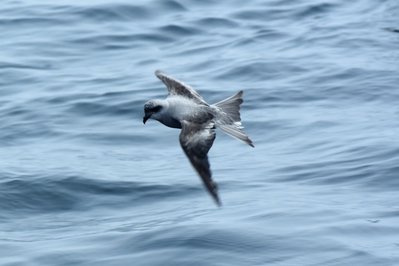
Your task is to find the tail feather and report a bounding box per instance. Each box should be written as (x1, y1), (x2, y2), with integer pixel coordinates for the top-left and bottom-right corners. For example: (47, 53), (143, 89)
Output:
(214, 90), (243, 123)
(214, 91), (254, 147)
(219, 124), (254, 147)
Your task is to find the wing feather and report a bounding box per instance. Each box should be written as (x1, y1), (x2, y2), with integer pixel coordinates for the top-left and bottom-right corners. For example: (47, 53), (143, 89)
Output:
(155, 70), (208, 106)
(179, 120), (220, 206)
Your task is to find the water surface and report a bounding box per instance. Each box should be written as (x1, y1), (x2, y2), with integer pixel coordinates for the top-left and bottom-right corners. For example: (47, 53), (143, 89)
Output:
(1, 0), (399, 265)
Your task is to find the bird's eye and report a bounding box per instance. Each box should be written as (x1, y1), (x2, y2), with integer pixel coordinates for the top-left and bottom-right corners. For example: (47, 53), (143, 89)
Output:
(146, 105), (162, 112)
(151, 105), (162, 112)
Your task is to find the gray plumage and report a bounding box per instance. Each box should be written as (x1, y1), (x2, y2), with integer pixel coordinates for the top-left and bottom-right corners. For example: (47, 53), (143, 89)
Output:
(143, 70), (254, 206)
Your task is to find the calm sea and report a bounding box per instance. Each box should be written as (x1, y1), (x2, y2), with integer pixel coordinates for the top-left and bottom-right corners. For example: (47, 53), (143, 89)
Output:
(1, 0), (399, 265)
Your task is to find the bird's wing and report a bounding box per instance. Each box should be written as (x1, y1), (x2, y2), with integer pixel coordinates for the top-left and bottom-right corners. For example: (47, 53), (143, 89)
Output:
(179, 120), (220, 206)
(155, 70), (208, 106)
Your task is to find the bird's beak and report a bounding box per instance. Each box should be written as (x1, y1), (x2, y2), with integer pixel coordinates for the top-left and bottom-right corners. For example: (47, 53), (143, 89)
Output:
(143, 113), (151, 124)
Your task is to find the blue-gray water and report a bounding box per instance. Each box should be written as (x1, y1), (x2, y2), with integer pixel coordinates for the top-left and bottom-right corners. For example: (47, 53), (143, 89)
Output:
(1, 0), (399, 265)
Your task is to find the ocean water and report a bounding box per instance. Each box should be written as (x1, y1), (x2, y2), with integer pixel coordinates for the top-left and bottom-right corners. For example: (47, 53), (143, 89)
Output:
(1, 0), (399, 265)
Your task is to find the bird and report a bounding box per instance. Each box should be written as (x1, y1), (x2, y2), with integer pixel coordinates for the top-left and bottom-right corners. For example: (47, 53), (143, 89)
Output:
(143, 70), (254, 206)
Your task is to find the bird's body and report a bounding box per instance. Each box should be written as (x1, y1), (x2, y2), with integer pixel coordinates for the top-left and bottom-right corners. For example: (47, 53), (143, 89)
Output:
(153, 96), (211, 128)
(143, 70), (254, 206)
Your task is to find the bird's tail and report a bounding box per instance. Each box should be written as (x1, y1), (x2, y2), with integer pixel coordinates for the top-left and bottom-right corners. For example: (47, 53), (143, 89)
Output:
(214, 91), (254, 147)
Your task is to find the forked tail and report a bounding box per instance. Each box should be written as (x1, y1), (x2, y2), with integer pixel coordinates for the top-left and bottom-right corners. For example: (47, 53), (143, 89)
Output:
(214, 91), (254, 147)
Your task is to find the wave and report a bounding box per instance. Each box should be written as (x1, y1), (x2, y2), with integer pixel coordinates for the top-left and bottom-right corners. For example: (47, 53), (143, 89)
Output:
(272, 145), (399, 190)
(0, 175), (194, 215)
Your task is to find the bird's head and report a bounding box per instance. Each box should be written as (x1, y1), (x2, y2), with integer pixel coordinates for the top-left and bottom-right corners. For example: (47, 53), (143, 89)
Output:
(143, 100), (164, 124)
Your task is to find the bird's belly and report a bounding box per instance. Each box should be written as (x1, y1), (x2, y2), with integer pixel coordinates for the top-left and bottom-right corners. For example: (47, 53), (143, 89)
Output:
(163, 97), (212, 128)
(160, 116), (182, 128)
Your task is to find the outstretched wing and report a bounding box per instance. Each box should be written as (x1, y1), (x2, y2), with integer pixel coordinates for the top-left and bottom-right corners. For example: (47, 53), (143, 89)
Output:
(155, 70), (208, 106)
(179, 120), (220, 206)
